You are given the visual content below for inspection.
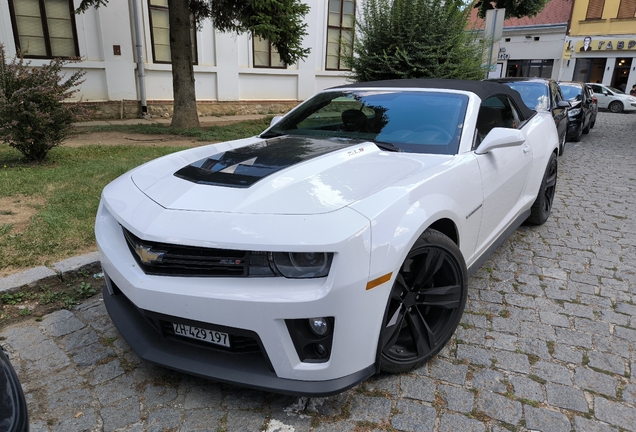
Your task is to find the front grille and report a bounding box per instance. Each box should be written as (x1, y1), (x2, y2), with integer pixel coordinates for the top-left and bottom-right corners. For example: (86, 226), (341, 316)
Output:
(122, 227), (271, 277)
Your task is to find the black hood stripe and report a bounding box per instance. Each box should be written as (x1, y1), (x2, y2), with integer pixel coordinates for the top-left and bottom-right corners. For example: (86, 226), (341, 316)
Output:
(174, 136), (358, 188)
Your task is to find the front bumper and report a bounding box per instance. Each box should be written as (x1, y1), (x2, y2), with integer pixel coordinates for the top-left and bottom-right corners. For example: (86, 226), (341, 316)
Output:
(567, 117), (582, 135)
(95, 178), (395, 394)
(102, 281), (375, 396)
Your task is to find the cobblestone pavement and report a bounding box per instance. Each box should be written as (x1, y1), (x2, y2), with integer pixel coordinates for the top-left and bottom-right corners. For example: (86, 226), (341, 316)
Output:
(1, 112), (635, 432)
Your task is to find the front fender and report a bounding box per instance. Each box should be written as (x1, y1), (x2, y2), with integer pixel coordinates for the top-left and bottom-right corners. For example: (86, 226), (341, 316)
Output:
(349, 155), (483, 288)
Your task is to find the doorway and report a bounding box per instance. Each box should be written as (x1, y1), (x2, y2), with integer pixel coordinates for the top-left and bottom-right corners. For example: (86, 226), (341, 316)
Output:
(611, 58), (632, 92)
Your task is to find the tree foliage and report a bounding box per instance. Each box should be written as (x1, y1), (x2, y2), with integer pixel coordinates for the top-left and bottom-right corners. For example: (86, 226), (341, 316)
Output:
(0, 44), (88, 162)
(348, 0), (488, 83)
(474, 0), (549, 19)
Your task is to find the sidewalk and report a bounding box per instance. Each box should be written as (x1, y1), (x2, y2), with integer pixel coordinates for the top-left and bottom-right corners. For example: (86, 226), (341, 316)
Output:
(74, 114), (270, 128)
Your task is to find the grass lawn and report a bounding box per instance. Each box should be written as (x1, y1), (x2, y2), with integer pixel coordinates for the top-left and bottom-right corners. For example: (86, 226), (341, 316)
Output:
(0, 118), (271, 275)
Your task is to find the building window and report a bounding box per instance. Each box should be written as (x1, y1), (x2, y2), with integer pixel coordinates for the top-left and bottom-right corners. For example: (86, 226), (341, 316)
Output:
(253, 36), (285, 68)
(506, 59), (554, 79)
(573, 58), (606, 83)
(8, 0), (79, 58)
(148, 0), (197, 64)
(617, 0), (636, 18)
(585, 0), (605, 19)
(326, 0), (355, 70)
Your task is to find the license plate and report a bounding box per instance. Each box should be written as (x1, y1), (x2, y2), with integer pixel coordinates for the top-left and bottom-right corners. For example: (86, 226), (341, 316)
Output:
(172, 323), (230, 347)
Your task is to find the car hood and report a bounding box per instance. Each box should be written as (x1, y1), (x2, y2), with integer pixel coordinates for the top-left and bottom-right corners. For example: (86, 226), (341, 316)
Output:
(131, 135), (447, 215)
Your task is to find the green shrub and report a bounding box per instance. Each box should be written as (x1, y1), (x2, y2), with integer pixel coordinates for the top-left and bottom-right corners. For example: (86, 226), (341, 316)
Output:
(0, 44), (88, 162)
(348, 0), (488, 82)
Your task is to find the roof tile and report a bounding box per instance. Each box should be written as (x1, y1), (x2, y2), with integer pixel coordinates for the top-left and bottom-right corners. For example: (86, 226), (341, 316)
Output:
(468, 0), (573, 29)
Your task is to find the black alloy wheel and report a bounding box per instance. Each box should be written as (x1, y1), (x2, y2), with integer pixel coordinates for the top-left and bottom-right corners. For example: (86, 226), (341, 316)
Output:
(380, 229), (467, 373)
(526, 152), (557, 225)
(608, 101), (623, 113)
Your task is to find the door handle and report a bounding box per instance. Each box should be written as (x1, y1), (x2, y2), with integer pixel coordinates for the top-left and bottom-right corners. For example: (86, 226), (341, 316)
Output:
(523, 146), (530, 153)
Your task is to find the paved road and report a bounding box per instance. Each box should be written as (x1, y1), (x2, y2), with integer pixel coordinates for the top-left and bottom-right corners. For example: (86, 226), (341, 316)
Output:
(1, 112), (635, 432)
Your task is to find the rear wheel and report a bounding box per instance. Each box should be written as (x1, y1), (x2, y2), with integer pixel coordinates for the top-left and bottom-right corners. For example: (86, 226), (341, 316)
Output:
(380, 229), (467, 373)
(526, 153), (557, 225)
(608, 101), (623, 113)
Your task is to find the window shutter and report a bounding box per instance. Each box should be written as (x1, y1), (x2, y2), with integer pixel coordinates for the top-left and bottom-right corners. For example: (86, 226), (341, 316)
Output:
(586, 0), (605, 19)
(617, 0), (636, 18)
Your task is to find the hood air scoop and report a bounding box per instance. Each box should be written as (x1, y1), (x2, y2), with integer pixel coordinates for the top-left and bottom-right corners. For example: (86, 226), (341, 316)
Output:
(174, 136), (355, 188)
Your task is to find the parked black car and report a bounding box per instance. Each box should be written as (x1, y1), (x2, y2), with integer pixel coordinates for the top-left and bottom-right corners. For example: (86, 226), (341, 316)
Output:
(487, 78), (570, 156)
(0, 346), (29, 432)
(557, 81), (597, 142)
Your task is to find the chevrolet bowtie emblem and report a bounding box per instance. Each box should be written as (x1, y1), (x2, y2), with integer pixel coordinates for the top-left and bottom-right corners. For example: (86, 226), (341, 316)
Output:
(134, 245), (165, 264)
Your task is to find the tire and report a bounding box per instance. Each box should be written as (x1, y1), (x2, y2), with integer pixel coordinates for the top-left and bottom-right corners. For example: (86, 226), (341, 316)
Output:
(526, 152), (557, 226)
(379, 229), (468, 374)
(558, 130), (566, 156)
(608, 101), (623, 113)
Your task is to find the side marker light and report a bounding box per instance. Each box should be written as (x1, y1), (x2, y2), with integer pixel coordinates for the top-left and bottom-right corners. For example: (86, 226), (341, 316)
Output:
(366, 272), (393, 290)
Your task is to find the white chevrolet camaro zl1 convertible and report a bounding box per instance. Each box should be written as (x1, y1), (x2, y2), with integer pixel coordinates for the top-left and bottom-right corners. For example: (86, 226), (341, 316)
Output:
(95, 79), (559, 396)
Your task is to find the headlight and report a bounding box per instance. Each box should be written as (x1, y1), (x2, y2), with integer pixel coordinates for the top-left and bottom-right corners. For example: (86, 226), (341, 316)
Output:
(272, 252), (333, 278)
(568, 108), (581, 116)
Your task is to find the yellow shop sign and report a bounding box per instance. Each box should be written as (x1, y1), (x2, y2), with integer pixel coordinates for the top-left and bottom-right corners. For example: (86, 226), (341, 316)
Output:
(576, 37), (636, 52)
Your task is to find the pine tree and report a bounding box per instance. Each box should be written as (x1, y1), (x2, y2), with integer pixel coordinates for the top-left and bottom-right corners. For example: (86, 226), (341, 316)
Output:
(348, 0), (488, 83)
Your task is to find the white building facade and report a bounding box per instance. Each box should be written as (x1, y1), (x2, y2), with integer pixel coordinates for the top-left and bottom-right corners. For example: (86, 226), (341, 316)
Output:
(470, 0), (573, 81)
(0, 0), (355, 116)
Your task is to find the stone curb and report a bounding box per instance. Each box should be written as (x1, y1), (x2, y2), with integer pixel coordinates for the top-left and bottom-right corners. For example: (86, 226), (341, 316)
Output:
(0, 252), (100, 294)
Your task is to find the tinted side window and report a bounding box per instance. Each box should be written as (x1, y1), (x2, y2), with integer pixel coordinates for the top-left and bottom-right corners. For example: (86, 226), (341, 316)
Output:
(591, 84), (602, 94)
(474, 95), (517, 149)
(550, 82), (563, 107)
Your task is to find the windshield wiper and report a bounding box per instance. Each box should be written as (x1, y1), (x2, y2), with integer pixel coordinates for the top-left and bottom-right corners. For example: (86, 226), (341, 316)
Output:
(373, 140), (403, 152)
(260, 131), (286, 139)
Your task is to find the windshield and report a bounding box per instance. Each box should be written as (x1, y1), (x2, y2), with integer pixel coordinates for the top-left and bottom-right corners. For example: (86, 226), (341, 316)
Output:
(607, 86), (624, 94)
(500, 82), (549, 110)
(559, 84), (583, 101)
(262, 90), (469, 155)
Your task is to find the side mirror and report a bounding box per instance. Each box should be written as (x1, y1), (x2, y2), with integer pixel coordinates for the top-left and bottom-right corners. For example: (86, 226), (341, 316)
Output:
(604, 91), (611, 96)
(270, 116), (283, 127)
(475, 127), (526, 155)
(557, 100), (571, 108)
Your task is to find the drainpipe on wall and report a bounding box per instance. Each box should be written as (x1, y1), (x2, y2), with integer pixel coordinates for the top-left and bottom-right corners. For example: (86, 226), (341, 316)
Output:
(132, 0), (149, 118)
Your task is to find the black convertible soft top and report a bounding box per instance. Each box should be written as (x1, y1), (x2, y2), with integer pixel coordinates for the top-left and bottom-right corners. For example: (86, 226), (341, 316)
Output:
(334, 78), (536, 120)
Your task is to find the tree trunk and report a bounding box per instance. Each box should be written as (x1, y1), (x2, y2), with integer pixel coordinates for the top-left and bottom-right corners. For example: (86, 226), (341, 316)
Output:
(168, 0), (199, 129)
